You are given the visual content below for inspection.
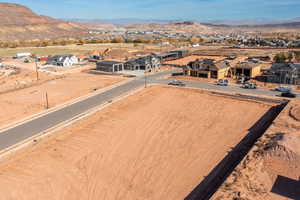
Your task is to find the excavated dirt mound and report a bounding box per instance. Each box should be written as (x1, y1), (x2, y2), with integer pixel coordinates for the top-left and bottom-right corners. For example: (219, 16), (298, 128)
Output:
(107, 49), (132, 60)
(213, 102), (300, 200)
(290, 106), (300, 121)
(213, 133), (300, 200)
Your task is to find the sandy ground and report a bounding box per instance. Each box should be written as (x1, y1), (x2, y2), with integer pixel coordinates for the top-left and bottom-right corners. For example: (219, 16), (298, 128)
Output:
(0, 86), (273, 200)
(0, 72), (124, 126)
(0, 69), (61, 94)
(213, 100), (300, 200)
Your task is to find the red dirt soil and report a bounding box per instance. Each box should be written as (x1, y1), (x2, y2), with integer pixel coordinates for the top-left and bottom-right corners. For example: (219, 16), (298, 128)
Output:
(290, 106), (300, 121)
(212, 100), (300, 200)
(0, 86), (273, 200)
(0, 72), (124, 126)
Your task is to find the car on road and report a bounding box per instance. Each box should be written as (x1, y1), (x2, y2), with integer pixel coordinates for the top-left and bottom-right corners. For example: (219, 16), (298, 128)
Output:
(281, 92), (297, 98)
(168, 80), (186, 87)
(217, 79), (229, 86)
(273, 86), (292, 93)
(241, 82), (258, 89)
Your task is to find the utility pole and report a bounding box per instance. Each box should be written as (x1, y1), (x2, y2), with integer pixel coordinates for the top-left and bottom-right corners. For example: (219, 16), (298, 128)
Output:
(144, 70), (147, 88)
(45, 92), (49, 109)
(35, 57), (39, 81)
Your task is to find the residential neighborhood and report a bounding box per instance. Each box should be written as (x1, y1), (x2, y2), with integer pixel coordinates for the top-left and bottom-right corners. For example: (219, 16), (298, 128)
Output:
(0, 1), (300, 200)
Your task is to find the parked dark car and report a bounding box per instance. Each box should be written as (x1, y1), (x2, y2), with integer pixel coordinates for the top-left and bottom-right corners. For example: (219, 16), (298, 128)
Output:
(168, 80), (186, 86)
(281, 92), (297, 98)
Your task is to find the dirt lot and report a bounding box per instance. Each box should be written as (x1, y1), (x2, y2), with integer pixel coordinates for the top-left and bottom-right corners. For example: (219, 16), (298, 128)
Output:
(0, 85), (274, 200)
(213, 100), (300, 200)
(0, 43), (174, 58)
(0, 72), (124, 126)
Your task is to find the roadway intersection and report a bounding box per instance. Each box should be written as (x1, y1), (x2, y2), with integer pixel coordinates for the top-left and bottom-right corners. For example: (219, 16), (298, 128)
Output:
(0, 70), (297, 152)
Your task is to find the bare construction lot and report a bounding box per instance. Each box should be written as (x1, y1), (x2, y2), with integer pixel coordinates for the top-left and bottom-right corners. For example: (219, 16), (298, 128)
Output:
(0, 85), (275, 200)
(0, 72), (124, 126)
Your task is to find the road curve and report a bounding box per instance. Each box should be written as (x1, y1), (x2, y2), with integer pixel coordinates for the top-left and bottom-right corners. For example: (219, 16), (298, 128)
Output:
(0, 71), (170, 151)
(0, 70), (295, 152)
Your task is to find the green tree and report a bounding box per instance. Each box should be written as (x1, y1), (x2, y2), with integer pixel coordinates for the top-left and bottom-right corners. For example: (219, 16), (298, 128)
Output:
(41, 41), (49, 47)
(273, 53), (287, 63)
(287, 52), (294, 62)
(111, 38), (125, 43)
(294, 51), (300, 62)
(59, 40), (67, 46)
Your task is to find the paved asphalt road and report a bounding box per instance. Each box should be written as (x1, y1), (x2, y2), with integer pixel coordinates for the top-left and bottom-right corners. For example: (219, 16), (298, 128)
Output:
(0, 70), (297, 152)
(0, 71), (169, 151)
(153, 79), (299, 98)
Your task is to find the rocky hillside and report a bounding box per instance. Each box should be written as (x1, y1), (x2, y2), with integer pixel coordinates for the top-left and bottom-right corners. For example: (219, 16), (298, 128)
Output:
(0, 3), (86, 41)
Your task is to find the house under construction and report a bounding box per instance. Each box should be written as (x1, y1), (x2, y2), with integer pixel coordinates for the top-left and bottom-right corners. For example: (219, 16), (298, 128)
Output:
(124, 55), (161, 71)
(232, 61), (262, 79)
(263, 63), (300, 85)
(184, 59), (231, 79)
(96, 61), (124, 72)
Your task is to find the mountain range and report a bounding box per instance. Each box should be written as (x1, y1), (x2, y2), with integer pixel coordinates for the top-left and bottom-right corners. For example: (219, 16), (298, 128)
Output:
(0, 3), (86, 42)
(0, 2), (300, 42)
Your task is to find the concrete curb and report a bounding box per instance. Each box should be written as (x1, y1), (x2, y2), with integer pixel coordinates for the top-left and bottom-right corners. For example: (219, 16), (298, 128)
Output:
(0, 83), (283, 160)
(0, 78), (133, 133)
(0, 85), (145, 160)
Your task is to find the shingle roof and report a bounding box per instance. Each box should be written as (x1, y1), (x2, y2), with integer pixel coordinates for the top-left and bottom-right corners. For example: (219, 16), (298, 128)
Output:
(235, 62), (260, 69)
(156, 52), (177, 57)
(215, 62), (230, 70)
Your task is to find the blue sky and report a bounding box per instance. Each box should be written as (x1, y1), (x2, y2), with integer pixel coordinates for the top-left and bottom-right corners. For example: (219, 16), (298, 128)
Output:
(2, 0), (300, 21)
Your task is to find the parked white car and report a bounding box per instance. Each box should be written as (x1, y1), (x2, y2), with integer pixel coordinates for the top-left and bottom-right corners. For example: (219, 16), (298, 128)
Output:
(241, 82), (258, 89)
(274, 86), (292, 93)
(217, 79), (229, 86)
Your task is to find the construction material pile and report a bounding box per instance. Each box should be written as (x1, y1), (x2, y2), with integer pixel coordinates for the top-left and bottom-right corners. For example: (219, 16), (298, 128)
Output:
(0, 65), (20, 77)
(290, 106), (300, 121)
(213, 100), (300, 200)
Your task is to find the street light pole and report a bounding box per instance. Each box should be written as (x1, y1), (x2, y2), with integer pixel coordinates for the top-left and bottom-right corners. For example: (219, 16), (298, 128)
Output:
(45, 92), (49, 109)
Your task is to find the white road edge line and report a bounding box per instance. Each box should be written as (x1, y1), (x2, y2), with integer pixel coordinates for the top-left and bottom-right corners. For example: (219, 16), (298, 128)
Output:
(0, 78), (133, 133)
(0, 85), (146, 160)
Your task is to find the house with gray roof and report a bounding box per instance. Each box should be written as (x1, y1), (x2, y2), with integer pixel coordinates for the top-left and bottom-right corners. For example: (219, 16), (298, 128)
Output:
(124, 55), (160, 71)
(96, 61), (124, 72)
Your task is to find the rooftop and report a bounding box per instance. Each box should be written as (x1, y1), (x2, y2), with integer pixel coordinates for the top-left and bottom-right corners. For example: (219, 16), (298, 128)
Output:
(235, 62), (260, 69)
(97, 60), (123, 65)
(156, 52), (178, 58)
(170, 49), (189, 53)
